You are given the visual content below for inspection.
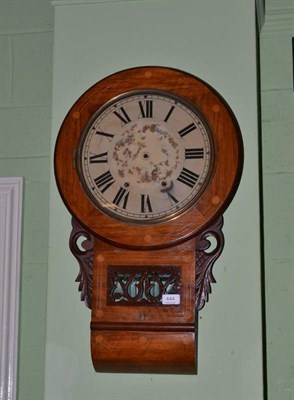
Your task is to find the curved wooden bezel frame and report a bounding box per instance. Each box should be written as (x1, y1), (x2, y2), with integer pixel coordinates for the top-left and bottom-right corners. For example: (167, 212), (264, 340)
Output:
(54, 66), (243, 249)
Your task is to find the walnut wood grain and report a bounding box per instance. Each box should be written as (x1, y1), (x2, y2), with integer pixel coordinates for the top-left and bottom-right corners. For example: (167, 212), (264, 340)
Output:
(69, 215), (224, 373)
(56, 66), (243, 374)
(55, 66), (243, 249)
(69, 215), (225, 312)
(88, 237), (197, 373)
(91, 331), (197, 374)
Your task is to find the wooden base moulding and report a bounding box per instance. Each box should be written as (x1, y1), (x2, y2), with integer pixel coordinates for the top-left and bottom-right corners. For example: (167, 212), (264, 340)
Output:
(91, 330), (196, 374)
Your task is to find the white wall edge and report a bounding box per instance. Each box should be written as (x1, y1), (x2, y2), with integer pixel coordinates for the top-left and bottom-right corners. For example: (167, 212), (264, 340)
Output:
(261, 7), (294, 37)
(0, 177), (23, 400)
(255, 0), (265, 32)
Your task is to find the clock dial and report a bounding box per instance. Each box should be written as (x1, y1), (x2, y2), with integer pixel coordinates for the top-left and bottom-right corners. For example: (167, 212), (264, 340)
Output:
(55, 66), (243, 247)
(76, 90), (214, 224)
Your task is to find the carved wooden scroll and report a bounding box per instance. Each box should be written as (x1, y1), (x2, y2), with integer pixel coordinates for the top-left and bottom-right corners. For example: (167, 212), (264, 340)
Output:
(69, 216), (224, 311)
(107, 265), (181, 305)
(195, 216), (224, 311)
(69, 218), (94, 309)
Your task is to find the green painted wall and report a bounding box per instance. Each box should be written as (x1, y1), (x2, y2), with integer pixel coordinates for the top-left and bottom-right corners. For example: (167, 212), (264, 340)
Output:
(0, 1), (53, 399)
(260, 2), (294, 398)
(46, 1), (263, 399)
(0, 0), (293, 399)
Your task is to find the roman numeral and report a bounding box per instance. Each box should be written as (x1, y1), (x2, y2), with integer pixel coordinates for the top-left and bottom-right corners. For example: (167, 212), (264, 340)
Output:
(89, 152), (108, 163)
(185, 148), (204, 159)
(94, 170), (115, 193)
(178, 123), (197, 138)
(113, 107), (131, 125)
(113, 187), (129, 209)
(177, 168), (199, 188)
(164, 105), (175, 122)
(95, 131), (114, 138)
(141, 194), (152, 213)
(138, 100), (153, 118)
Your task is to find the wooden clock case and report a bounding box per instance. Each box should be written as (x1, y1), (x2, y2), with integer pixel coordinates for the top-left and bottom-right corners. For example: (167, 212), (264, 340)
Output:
(54, 66), (243, 374)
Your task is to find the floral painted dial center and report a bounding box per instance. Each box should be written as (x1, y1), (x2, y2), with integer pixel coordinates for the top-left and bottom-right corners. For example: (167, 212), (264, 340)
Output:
(77, 90), (214, 224)
(111, 122), (182, 186)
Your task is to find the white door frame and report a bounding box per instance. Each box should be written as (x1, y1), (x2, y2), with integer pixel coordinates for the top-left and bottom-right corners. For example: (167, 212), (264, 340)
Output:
(0, 177), (23, 400)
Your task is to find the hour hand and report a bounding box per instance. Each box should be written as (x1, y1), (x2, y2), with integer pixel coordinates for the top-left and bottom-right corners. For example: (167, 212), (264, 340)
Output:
(160, 181), (179, 204)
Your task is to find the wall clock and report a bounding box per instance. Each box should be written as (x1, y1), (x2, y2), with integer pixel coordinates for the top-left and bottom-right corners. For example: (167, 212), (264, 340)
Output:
(54, 66), (243, 374)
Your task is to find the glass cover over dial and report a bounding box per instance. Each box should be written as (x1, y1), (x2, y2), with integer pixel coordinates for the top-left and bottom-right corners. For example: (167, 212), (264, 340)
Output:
(76, 90), (214, 224)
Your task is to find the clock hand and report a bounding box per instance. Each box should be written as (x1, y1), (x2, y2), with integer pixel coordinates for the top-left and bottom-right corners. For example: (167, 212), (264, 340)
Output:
(160, 181), (179, 204)
(160, 181), (178, 203)
(160, 181), (174, 193)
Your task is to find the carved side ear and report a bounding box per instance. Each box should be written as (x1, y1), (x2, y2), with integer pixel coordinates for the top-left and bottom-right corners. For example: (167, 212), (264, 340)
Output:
(69, 218), (94, 309)
(195, 216), (225, 311)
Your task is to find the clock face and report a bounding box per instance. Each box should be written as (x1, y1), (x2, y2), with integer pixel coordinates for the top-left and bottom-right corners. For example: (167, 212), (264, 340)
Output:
(76, 90), (214, 224)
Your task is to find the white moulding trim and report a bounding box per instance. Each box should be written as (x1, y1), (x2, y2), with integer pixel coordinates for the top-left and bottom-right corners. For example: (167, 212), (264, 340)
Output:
(0, 178), (23, 400)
